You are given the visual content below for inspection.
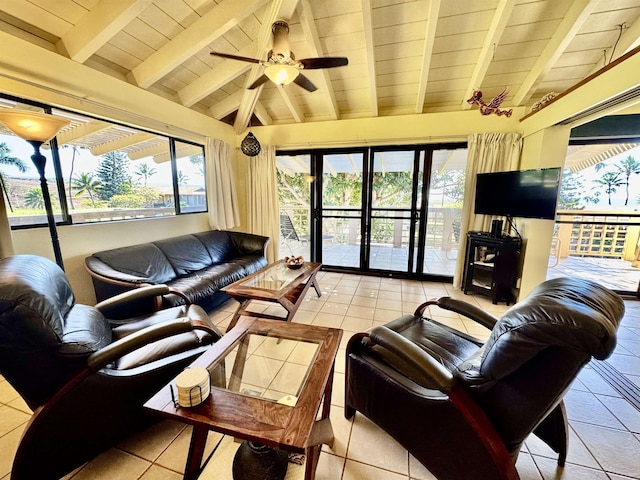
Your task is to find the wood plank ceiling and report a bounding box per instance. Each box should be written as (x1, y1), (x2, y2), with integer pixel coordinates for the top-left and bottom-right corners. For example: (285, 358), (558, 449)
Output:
(1, 0), (640, 163)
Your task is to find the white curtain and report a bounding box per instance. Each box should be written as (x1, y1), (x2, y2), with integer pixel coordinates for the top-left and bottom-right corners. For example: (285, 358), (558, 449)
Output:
(247, 144), (280, 263)
(453, 132), (523, 287)
(205, 137), (240, 230)
(0, 188), (14, 258)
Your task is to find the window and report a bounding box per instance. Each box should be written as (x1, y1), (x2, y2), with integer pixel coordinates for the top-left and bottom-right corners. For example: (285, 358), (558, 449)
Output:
(0, 95), (207, 227)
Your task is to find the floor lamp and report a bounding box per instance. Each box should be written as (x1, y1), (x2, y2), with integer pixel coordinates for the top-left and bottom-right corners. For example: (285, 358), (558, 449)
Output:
(0, 110), (70, 269)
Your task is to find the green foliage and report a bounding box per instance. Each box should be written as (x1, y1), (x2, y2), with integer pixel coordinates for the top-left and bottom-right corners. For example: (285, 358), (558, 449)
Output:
(616, 155), (640, 206)
(24, 187), (45, 209)
(276, 170), (310, 207)
(593, 171), (624, 206)
(0, 142), (27, 172)
(73, 172), (102, 208)
(558, 169), (600, 209)
(109, 186), (162, 208)
(96, 151), (132, 200)
(134, 163), (157, 186)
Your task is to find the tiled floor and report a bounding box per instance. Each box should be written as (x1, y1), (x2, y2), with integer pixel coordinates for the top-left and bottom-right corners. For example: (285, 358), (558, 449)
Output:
(2, 272), (640, 479)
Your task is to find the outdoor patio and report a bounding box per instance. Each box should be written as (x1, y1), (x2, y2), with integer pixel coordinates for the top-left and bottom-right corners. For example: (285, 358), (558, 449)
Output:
(279, 238), (639, 295)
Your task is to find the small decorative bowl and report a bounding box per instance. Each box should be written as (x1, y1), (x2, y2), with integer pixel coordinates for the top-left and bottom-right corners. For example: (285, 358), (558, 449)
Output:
(284, 256), (304, 269)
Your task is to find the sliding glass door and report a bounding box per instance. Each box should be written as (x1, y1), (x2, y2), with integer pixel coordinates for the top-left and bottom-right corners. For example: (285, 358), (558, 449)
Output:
(275, 144), (467, 279)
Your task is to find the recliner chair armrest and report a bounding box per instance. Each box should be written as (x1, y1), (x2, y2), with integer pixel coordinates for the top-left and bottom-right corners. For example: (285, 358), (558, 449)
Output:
(95, 285), (190, 317)
(86, 318), (216, 372)
(369, 325), (456, 391)
(416, 297), (499, 330)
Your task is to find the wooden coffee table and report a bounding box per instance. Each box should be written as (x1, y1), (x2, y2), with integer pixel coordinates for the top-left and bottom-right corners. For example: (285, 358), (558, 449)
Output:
(144, 317), (342, 480)
(222, 260), (322, 331)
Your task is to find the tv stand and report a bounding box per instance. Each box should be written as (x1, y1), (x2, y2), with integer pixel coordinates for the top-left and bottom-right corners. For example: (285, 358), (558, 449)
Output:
(463, 232), (521, 305)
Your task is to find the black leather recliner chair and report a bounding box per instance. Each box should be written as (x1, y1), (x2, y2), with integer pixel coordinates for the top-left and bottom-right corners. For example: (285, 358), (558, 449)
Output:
(0, 254), (223, 480)
(345, 277), (624, 480)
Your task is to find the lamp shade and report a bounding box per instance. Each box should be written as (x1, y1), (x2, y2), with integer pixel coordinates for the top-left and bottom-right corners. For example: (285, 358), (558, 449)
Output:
(0, 109), (69, 143)
(264, 64), (299, 86)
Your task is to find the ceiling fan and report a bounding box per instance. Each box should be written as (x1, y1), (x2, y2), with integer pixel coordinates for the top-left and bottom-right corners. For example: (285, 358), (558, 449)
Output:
(210, 20), (348, 92)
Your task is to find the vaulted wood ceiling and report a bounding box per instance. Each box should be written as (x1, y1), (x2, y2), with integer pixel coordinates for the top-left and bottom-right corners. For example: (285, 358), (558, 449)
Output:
(2, 0), (639, 138)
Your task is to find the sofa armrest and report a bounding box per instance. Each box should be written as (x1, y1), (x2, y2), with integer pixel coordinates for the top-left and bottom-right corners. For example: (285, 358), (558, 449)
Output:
(85, 256), (150, 285)
(86, 317), (216, 371)
(415, 298), (499, 330)
(227, 231), (270, 257)
(368, 326), (456, 391)
(94, 285), (191, 318)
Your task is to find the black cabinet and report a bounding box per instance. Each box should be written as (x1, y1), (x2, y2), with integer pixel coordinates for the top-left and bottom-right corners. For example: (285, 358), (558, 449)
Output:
(463, 232), (521, 305)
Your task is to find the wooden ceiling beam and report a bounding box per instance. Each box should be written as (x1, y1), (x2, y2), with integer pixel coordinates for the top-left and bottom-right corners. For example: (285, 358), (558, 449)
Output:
(460, 0), (514, 110)
(298, 0), (339, 120)
(361, 0), (378, 117)
(416, 0), (441, 114)
(56, 0), (152, 63)
(234, 0), (299, 134)
(129, 0), (268, 88)
(586, 15), (640, 76)
(513, 0), (599, 107)
(209, 90), (245, 120)
(178, 44), (254, 107)
(278, 86), (305, 123)
(254, 101), (273, 126)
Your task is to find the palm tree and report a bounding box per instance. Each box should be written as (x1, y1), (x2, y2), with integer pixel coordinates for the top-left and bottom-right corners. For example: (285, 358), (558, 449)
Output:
(134, 163), (157, 186)
(24, 187), (45, 209)
(0, 142), (28, 211)
(73, 172), (102, 207)
(616, 155), (640, 205)
(593, 171), (624, 205)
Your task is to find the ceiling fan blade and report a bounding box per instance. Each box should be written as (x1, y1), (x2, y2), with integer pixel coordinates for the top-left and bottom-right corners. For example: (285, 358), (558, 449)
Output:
(210, 51), (261, 64)
(293, 74), (317, 92)
(248, 74), (270, 90)
(298, 57), (349, 69)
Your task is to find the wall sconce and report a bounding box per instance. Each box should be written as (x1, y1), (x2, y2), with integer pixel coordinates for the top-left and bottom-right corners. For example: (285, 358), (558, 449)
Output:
(0, 109), (70, 269)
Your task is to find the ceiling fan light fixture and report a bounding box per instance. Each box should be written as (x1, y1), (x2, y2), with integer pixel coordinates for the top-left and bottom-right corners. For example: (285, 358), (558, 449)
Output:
(264, 64), (299, 86)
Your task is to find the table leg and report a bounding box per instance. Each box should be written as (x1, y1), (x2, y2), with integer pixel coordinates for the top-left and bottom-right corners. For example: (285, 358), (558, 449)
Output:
(228, 298), (251, 331)
(184, 425), (208, 480)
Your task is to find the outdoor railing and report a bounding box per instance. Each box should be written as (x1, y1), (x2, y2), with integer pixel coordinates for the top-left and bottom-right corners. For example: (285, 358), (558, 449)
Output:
(555, 210), (640, 264)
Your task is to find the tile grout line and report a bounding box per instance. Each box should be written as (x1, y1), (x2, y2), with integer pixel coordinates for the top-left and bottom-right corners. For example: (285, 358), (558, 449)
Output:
(589, 360), (640, 412)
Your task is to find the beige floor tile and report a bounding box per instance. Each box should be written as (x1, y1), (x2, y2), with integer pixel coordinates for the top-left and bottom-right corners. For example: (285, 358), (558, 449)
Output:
(516, 452), (543, 480)
(139, 464), (182, 480)
(0, 426), (23, 479)
(354, 287), (379, 298)
(313, 311), (345, 327)
(534, 455), (610, 480)
(321, 405), (353, 458)
(346, 414), (408, 475)
(377, 290), (402, 301)
(154, 427), (223, 473)
(314, 452), (346, 480)
(350, 296), (377, 308)
(71, 448), (152, 480)
(117, 420), (185, 462)
(0, 381), (20, 405)
(331, 372), (345, 408)
(342, 459), (407, 479)
(324, 292), (354, 305)
(373, 308), (402, 323)
(320, 302), (350, 316)
(346, 304), (375, 319)
(571, 422), (640, 477)
(340, 315), (373, 333)
(0, 405), (30, 437)
(408, 455), (437, 480)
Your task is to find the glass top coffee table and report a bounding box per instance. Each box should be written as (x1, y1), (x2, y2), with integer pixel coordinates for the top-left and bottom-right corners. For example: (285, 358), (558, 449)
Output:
(144, 317), (342, 480)
(222, 260), (322, 331)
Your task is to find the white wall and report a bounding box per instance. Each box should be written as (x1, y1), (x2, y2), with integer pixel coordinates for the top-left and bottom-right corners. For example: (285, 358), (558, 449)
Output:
(12, 213), (211, 304)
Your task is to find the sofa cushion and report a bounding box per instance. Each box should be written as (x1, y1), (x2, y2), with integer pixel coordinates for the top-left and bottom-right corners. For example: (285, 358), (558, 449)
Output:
(92, 244), (176, 284)
(234, 255), (268, 275)
(193, 230), (236, 263)
(167, 263), (246, 304)
(153, 235), (212, 276)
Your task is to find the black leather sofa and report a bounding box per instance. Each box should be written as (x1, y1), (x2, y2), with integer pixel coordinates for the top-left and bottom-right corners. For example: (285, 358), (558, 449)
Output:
(85, 230), (269, 313)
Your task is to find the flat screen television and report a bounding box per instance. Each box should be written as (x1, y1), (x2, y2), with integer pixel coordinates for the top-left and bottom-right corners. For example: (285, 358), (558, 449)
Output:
(474, 167), (561, 220)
